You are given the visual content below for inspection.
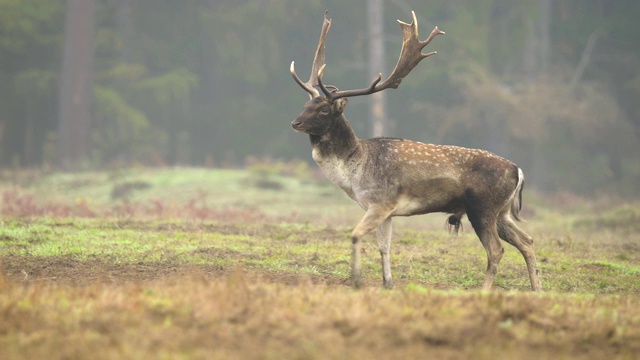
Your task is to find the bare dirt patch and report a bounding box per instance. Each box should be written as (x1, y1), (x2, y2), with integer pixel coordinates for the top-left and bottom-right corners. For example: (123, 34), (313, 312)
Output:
(0, 255), (360, 288)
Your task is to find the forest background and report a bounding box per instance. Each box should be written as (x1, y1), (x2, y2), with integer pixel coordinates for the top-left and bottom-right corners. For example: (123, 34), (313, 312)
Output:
(1, 0), (639, 196)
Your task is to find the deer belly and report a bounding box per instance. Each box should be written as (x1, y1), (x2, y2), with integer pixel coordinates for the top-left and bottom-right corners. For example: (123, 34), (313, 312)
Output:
(392, 193), (461, 216)
(393, 197), (431, 216)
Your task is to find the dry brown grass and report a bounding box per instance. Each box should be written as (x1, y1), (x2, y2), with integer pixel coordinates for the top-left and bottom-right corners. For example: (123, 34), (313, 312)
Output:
(1, 266), (639, 360)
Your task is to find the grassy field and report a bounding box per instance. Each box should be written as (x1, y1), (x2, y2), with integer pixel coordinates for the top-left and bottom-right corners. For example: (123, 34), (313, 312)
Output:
(1, 167), (640, 359)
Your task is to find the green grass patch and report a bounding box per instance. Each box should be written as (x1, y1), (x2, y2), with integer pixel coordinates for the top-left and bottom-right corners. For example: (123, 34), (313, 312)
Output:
(2, 215), (639, 295)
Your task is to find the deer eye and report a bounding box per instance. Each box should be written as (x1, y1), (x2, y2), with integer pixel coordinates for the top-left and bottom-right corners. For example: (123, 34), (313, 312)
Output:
(319, 106), (330, 115)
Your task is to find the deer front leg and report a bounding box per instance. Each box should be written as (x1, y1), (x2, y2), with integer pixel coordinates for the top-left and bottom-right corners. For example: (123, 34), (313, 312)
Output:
(351, 206), (394, 289)
(377, 217), (394, 289)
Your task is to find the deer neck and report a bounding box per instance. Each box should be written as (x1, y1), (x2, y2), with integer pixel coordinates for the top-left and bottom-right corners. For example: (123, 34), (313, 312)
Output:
(309, 114), (360, 162)
(309, 114), (362, 196)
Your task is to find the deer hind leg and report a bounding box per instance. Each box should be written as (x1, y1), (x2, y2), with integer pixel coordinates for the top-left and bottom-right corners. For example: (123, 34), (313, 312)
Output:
(376, 217), (394, 289)
(497, 213), (543, 291)
(468, 214), (504, 291)
(351, 206), (394, 289)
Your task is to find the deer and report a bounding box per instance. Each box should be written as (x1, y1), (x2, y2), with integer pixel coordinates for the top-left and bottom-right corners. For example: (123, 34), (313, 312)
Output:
(289, 11), (542, 291)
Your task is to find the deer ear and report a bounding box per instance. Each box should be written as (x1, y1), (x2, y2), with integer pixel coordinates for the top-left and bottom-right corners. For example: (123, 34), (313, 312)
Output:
(333, 98), (349, 114)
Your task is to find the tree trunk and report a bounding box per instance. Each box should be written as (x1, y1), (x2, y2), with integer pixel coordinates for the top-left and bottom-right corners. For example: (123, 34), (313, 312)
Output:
(117, 0), (134, 63)
(523, 0), (551, 80)
(368, 0), (387, 137)
(57, 0), (96, 168)
(524, 0), (552, 189)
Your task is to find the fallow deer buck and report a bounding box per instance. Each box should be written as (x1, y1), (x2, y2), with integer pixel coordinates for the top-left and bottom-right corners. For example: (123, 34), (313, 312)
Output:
(290, 11), (542, 291)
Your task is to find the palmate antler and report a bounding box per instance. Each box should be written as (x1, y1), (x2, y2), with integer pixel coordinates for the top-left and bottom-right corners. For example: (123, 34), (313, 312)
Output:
(290, 11), (332, 99)
(291, 11), (444, 102)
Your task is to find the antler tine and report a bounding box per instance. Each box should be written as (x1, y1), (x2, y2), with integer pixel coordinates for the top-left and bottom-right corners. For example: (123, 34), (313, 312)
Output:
(290, 11), (332, 98)
(290, 62), (315, 95)
(317, 64), (330, 97)
(326, 11), (444, 102)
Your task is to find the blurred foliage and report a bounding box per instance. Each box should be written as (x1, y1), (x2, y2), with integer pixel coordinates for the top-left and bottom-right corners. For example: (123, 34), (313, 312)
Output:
(92, 85), (150, 163)
(0, 0), (639, 196)
(246, 156), (316, 182)
(574, 204), (640, 234)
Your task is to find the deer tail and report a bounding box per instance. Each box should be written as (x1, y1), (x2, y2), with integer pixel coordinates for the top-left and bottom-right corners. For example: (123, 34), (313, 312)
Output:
(511, 167), (525, 222)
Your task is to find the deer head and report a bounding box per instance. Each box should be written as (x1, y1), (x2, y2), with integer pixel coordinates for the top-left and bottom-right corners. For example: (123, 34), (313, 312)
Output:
(290, 11), (443, 137)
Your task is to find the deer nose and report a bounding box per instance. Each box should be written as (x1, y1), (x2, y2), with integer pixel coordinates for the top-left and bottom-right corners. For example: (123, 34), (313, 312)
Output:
(291, 120), (302, 129)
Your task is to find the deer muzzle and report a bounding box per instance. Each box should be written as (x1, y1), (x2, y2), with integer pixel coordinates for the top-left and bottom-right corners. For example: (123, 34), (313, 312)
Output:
(291, 119), (303, 131)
